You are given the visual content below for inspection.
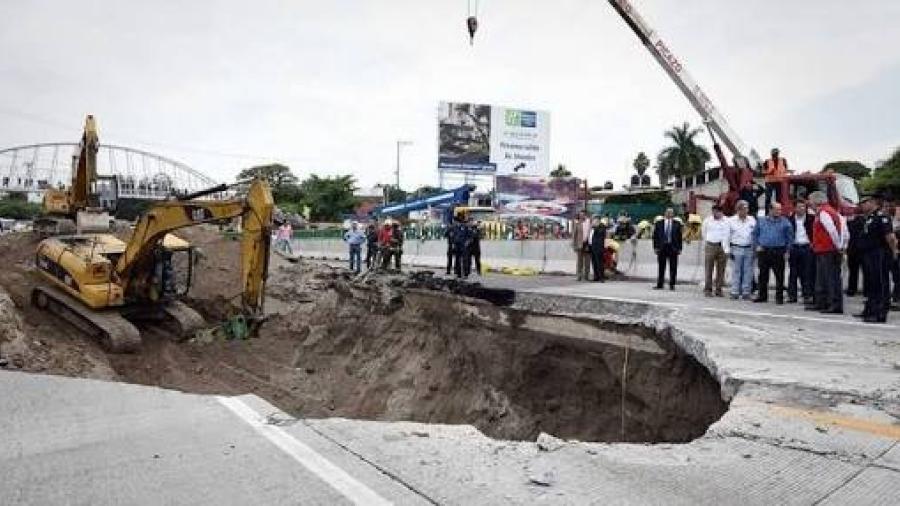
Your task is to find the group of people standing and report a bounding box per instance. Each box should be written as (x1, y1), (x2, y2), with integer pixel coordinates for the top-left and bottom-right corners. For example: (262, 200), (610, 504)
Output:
(445, 215), (482, 278)
(700, 192), (899, 323)
(343, 220), (404, 274)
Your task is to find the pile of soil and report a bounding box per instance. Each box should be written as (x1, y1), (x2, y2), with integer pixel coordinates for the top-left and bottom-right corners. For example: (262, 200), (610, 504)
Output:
(0, 227), (727, 443)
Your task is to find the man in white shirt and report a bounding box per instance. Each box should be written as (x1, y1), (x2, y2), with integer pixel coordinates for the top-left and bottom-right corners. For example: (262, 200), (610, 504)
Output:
(727, 200), (757, 299)
(702, 205), (730, 296)
(787, 201), (815, 304)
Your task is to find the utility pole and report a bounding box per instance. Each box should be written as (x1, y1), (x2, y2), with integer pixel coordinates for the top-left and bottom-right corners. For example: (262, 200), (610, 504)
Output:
(395, 140), (412, 190)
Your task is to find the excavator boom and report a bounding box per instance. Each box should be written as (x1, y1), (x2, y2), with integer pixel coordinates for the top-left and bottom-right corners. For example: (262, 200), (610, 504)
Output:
(116, 178), (274, 313)
(71, 115), (99, 210)
(37, 115), (111, 235)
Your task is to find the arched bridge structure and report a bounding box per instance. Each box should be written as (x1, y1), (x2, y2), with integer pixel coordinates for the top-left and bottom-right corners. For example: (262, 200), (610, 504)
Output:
(0, 142), (218, 199)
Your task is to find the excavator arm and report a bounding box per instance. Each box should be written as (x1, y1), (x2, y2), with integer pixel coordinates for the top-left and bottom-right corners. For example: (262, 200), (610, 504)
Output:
(71, 115), (99, 210)
(115, 178), (274, 313)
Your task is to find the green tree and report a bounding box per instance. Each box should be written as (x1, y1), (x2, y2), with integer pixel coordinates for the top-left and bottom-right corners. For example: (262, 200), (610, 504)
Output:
(656, 122), (710, 183)
(298, 174), (358, 222)
(550, 164), (572, 178)
(822, 160), (870, 180)
(236, 163), (300, 202)
(862, 147), (900, 196)
(411, 185), (443, 198)
(383, 185), (407, 203)
(633, 152), (650, 177)
(0, 196), (41, 219)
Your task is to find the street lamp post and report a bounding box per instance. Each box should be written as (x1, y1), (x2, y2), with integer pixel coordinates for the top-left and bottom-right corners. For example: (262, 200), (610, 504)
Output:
(395, 140), (412, 190)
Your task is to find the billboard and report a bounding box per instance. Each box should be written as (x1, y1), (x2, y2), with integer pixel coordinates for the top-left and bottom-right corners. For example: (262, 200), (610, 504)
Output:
(495, 175), (580, 222)
(438, 102), (550, 176)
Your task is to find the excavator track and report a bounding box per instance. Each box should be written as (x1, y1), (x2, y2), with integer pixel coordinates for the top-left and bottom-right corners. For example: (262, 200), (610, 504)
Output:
(31, 285), (141, 353)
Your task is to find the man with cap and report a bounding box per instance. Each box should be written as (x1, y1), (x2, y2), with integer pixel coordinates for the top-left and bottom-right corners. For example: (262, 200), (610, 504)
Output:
(854, 193), (899, 323)
(763, 148), (788, 213)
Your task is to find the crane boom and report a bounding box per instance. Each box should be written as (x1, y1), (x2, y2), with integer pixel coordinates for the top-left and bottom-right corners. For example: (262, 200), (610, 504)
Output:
(606, 0), (761, 167)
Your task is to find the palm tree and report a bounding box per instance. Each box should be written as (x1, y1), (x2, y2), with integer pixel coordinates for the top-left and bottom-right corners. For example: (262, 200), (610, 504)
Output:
(656, 122), (710, 184)
(550, 164), (572, 178)
(633, 152), (650, 177)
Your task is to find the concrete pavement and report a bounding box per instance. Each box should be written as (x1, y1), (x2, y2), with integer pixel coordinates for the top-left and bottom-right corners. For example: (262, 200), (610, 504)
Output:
(0, 371), (430, 505)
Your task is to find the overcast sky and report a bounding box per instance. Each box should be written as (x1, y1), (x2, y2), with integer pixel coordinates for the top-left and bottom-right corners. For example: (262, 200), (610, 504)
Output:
(1, 0), (899, 191)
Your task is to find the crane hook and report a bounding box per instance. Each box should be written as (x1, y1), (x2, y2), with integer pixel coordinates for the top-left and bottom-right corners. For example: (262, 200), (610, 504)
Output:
(467, 16), (478, 45)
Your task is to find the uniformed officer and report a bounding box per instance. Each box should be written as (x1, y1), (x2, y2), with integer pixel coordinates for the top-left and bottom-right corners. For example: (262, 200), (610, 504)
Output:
(452, 214), (473, 278)
(854, 194), (900, 323)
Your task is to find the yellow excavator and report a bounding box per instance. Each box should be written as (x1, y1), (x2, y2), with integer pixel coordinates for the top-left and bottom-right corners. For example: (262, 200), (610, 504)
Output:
(35, 115), (115, 235)
(31, 178), (274, 352)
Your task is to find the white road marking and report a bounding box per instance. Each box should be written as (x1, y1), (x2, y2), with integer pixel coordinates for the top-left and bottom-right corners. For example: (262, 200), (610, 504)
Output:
(523, 287), (900, 329)
(217, 396), (392, 506)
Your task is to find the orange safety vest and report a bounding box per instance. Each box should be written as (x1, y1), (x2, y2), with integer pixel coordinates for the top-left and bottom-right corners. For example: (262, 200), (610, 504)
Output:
(764, 157), (787, 182)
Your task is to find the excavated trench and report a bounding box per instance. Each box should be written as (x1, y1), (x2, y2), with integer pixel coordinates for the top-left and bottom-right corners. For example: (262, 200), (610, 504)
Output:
(0, 230), (728, 444)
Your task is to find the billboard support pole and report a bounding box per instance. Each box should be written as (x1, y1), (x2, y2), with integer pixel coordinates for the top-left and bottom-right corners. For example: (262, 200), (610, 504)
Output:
(492, 174), (497, 207)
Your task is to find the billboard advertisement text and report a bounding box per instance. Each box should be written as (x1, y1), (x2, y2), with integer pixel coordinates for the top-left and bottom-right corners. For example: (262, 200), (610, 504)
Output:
(438, 102), (550, 176)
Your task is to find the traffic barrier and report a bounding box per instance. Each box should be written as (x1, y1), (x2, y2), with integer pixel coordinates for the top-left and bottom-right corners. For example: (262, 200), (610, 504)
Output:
(291, 238), (708, 284)
(293, 238), (866, 291)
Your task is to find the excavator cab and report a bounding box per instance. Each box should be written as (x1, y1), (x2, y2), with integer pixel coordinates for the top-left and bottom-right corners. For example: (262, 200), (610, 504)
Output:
(149, 235), (194, 302)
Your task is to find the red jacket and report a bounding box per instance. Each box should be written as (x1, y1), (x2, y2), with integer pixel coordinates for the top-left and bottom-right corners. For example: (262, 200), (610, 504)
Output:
(812, 204), (841, 254)
(378, 227), (393, 246)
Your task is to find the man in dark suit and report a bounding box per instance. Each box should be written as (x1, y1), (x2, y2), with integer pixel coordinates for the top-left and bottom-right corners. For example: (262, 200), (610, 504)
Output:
(652, 207), (683, 290)
(588, 216), (608, 282)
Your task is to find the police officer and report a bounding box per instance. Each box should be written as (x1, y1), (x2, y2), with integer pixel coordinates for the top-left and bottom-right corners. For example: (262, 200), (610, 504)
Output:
(854, 194), (900, 323)
(845, 213), (865, 296)
(452, 214), (473, 278)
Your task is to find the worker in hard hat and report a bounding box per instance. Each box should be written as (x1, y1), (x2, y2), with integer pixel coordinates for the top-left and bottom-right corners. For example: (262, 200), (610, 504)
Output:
(683, 213), (703, 242)
(636, 219), (652, 239)
(378, 220), (394, 270)
(764, 148), (788, 213)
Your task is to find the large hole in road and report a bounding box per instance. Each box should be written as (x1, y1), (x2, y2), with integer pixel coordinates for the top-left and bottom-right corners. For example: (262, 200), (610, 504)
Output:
(0, 229), (727, 444)
(113, 268), (727, 443)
